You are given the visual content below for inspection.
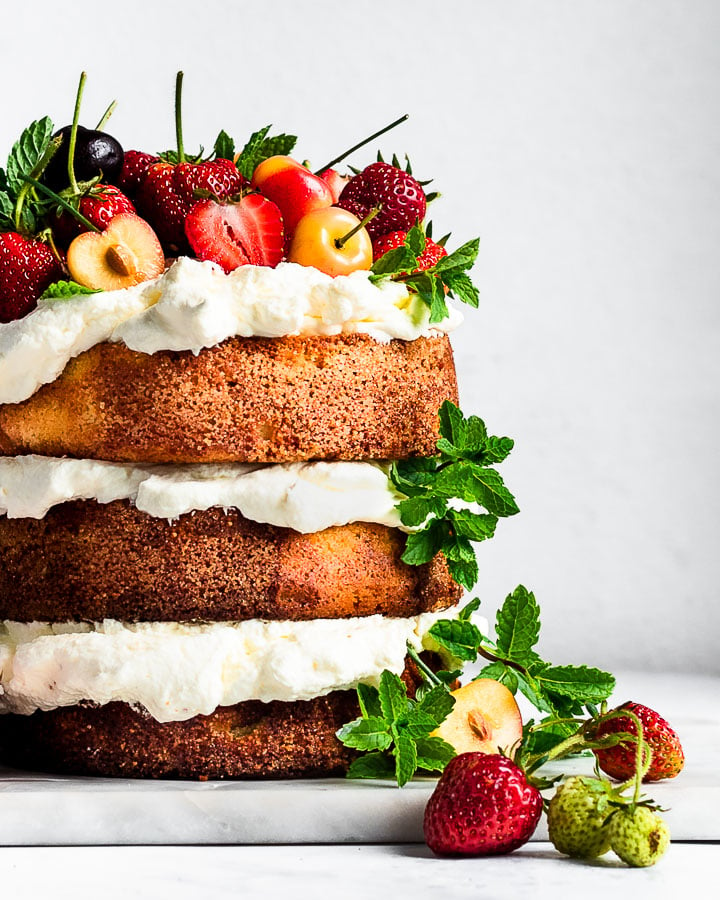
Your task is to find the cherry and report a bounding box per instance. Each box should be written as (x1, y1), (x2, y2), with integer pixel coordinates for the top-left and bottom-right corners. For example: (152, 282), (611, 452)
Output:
(43, 125), (124, 191)
(287, 207), (374, 277)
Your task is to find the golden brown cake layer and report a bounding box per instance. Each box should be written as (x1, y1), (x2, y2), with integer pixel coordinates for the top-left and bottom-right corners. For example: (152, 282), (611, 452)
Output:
(0, 334), (458, 463)
(0, 500), (461, 622)
(0, 658), (432, 779)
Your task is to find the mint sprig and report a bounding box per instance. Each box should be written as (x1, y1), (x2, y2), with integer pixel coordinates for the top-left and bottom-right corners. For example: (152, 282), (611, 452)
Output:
(428, 586), (615, 727)
(0, 117), (58, 234)
(370, 225), (480, 323)
(232, 126), (298, 180)
(39, 280), (100, 301)
(391, 400), (518, 590)
(336, 670), (457, 786)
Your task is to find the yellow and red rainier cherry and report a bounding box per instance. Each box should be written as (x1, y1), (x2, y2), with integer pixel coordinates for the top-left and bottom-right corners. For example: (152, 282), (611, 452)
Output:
(67, 213), (164, 291)
(430, 678), (523, 756)
(287, 207), (373, 277)
(251, 156), (334, 238)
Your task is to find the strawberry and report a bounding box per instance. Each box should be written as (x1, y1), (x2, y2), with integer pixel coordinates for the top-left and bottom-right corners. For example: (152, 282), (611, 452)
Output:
(184, 194), (284, 272)
(593, 702), (684, 783)
(336, 162), (426, 238)
(547, 776), (612, 859)
(0, 233), (63, 323)
(423, 752), (542, 856)
(372, 230), (447, 270)
(137, 158), (245, 251)
(52, 185), (136, 247)
(115, 150), (160, 198)
(607, 806), (670, 867)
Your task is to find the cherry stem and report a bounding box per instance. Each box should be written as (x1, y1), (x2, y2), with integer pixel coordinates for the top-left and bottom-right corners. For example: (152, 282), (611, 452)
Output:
(406, 643), (442, 688)
(95, 99), (118, 131)
(22, 175), (100, 233)
(335, 205), (382, 249)
(314, 114), (409, 175)
(68, 71), (87, 195)
(175, 71), (185, 164)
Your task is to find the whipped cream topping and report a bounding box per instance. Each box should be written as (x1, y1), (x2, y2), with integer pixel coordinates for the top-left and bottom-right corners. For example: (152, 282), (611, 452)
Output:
(0, 455), (404, 532)
(0, 257), (463, 405)
(0, 612), (476, 722)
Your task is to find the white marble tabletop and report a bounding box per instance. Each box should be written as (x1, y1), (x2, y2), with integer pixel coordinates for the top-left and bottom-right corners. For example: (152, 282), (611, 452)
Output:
(1, 670), (718, 896)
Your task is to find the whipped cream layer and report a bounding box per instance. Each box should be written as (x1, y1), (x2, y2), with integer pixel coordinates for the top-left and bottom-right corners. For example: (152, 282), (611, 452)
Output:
(0, 456), (404, 532)
(0, 257), (462, 405)
(0, 612), (473, 722)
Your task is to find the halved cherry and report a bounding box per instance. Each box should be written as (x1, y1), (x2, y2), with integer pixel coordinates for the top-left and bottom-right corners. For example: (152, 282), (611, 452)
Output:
(66, 213), (165, 290)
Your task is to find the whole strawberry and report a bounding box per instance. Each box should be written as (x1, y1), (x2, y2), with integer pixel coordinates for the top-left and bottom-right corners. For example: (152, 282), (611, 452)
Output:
(547, 776), (612, 859)
(137, 158), (244, 252)
(372, 230), (447, 271)
(0, 233), (62, 323)
(594, 702), (684, 782)
(337, 162), (426, 239)
(114, 149), (160, 199)
(608, 806), (670, 867)
(423, 752), (542, 856)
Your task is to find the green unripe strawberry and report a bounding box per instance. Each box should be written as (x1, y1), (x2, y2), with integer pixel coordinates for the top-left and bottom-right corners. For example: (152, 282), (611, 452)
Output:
(547, 776), (612, 859)
(608, 806), (670, 867)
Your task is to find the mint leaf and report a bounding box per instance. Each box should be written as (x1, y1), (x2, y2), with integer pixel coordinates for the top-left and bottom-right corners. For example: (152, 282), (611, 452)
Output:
(404, 224), (426, 257)
(477, 661), (519, 693)
(234, 126), (297, 180)
(39, 280), (100, 300)
(448, 509), (497, 542)
(429, 619), (483, 662)
(415, 683), (455, 725)
(393, 728), (418, 788)
(432, 237), (479, 274)
(335, 716), (392, 751)
(458, 597), (482, 621)
(213, 130), (235, 161)
(442, 270), (479, 308)
(357, 682), (382, 719)
(370, 245), (417, 277)
(396, 495), (447, 527)
(346, 752), (395, 780)
(535, 665), (615, 704)
(438, 399), (465, 446)
(401, 521), (445, 566)
(6, 117), (53, 194)
(415, 736), (456, 772)
(481, 436), (515, 465)
(377, 670), (408, 724)
(495, 585), (541, 666)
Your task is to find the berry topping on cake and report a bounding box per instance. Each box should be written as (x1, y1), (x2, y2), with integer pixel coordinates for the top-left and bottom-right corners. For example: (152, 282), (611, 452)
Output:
(184, 194), (284, 272)
(337, 161), (427, 238)
(372, 229), (447, 270)
(0, 232), (62, 322)
(43, 124), (124, 192)
(251, 155), (334, 241)
(317, 168), (350, 203)
(287, 207), (373, 277)
(52, 184), (136, 247)
(115, 150), (160, 199)
(66, 213), (164, 290)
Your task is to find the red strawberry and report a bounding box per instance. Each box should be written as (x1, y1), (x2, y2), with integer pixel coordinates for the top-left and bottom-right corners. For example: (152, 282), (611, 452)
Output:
(52, 185), (136, 247)
(137, 158), (245, 251)
(594, 702), (685, 783)
(372, 230), (447, 270)
(424, 753), (543, 856)
(0, 233), (63, 323)
(336, 162), (426, 238)
(115, 150), (160, 198)
(184, 194), (284, 272)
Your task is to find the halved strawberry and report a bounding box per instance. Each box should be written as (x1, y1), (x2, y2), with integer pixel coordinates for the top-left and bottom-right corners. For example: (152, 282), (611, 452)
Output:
(184, 195), (284, 272)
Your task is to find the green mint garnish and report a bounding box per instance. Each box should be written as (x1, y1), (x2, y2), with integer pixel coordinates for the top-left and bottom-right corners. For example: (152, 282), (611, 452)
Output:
(233, 126), (298, 180)
(0, 117), (59, 235)
(391, 400), (518, 590)
(370, 225), (480, 322)
(39, 280), (100, 301)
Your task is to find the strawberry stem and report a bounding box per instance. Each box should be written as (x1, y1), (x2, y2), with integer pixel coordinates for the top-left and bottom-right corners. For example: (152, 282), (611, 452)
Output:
(95, 99), (118, 131)
(314, 114), (409, 175)
(67, 72), (87, 195)
(175, 71), (186, 164)
(22, 175), (101, 233)
(335, 205), (382, 249)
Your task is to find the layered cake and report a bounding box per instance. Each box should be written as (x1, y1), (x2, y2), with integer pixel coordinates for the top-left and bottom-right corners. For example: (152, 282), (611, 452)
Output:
(0, 77), (510, 777)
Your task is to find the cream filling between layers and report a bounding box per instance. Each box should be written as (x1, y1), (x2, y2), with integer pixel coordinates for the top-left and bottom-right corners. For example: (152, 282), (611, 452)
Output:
(0, 456), (406, 531)
(0, 257), (463, 405)
(0, 612), (484, 723)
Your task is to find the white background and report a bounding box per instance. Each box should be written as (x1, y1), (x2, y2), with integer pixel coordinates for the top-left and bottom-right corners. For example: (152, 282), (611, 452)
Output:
(1, 0), (718, 673)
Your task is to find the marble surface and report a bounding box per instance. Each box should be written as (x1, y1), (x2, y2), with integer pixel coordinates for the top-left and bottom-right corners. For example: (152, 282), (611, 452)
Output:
(0, 671), (718, 846)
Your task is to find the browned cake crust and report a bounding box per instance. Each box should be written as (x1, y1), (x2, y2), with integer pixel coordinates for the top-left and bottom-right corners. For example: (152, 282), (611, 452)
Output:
(0, 658), (434, 779)
(0, 333), (458, 463)
(0, 499), (461, 622)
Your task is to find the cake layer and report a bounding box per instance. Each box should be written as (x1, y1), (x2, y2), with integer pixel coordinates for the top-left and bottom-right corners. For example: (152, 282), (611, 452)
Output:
(0, 333), (458, 463)
(0, 500), (461, 622)
(0, 696), (358, 778)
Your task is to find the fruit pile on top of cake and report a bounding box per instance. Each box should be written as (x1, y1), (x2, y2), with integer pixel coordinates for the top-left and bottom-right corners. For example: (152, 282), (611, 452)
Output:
(0, 73), (519, 779)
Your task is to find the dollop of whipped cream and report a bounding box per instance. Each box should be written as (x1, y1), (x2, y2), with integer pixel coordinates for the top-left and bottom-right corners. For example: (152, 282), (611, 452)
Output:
(0, 455), (404, 532)
(0, 612), (474, 722)
(0, 258), (463, 405)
